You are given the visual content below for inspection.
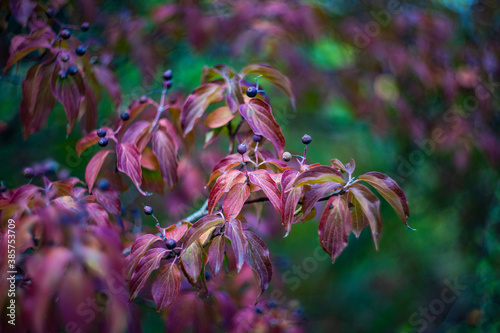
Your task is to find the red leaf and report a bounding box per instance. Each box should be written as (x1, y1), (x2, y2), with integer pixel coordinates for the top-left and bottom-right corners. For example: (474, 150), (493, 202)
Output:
(208, 169), (247, 214)
(248, 169), (282, 215)
(319, 196), (352, 262)
(4, 26), (54, 71)
(10, 0), (36, 26)
(93, 65), (122, 107)
(116, 143), (146, 195)
(239, 99), (285, 157)
(244, 230), (273, 301)
(226, 219), (247, 272)
(152, 263), (181, 312)
(86, 203), (112, 227)
(19, 61), (57, 139)
(358, 172), (412, 229)
(223, 183), (250, 220)
(9, 184), (40, 206)
(208, 236), (225, 277)
(294, 166), (344, 187)
(181, 82), (225, 136)
(125, 234), (163, 277)
(129, 248), (168, 300)
(205, 106), (235, 128)
(182, 215), (224, 256)
(180, 240), (203, 283)
(162, 222), (189, 243)
(240, 63), (296, 109)
(207, 153), (253, 185)
(121, 121), (152, 151)
(280, 169), (301, 234)
(50, 62), (86, 134)
(152, 126), (179, 189)
(93, 188), (121, 215)
(301, 182), (341, 219)
(85, 149), (113, 193)
(348, 184), (382, 250)
(76, 127), (116, 156)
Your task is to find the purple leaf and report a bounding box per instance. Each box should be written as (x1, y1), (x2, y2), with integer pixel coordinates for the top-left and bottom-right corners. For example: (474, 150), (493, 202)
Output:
(125, 234), (163, 277)
(318, 196), (352, 262)
(152, 126), (178, 189)
(182, 215), (224, 256)
(93, 188), (121, 215)
(243, 231), (273, 301)
(93, 65), (122, 107)
(129, 248), (168, 300)
(226, 219), (247, 273)
(223, 183), (250, 220)
(116, 143), (146, 195)
(208, 236), (225, 277)
(294, 166), (344, 187)
(248, 169), (282, 216)
(85, 149), (113, 193)
(180, 240), (203, 284)
(208, 169), (247, 214)
(121, 121), (152, 151)
(348, 184), (382, 250)
(152, 263), (181, 312)
(10, 0), (36, 26)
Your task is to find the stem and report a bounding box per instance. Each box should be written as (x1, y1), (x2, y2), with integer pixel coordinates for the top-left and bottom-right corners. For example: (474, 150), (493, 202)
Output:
(227, 121), (234, 154)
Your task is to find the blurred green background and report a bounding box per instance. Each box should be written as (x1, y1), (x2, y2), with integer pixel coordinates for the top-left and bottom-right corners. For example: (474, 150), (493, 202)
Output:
(1, 0), (499, 332)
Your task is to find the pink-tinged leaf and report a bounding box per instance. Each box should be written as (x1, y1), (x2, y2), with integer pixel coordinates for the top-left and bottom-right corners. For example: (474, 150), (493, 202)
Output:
(348, 184), (382, 250)
(208, 236), (225, 277)
(280, 169), (301, 234)
(240, 63), (295, 109)
(141, 147), (160, 170)
(152, 126), (178, 189)
(294, 166), (345, 187)
(4, 26), (55, 71)
(50, 62), (86, 134)
(239, 99), (285, 157)
(93, 189), (121, 215)
(182, 215), (224, 256)
(125, 234), (163, 277)
(223, 183), (250, 220)
(19, 61), (57, 139)
(358, 172), (413, 229)
(76, 127), (116, 156)
(207, 154), (253, 185)
(226, 219), (247, 272)
(208, 169), (247, 214)
(9, 184), (40, 205)
(202, 64), (244, 105)
(10, 0), (36, 26)
(51, 177), (82, 197)
(248, 169), (282, 215)
(346, 193), (369, 238)
(302, 183), (341, 219)
(205, 106), (235, 128)
(152, 263), (181, 312)
(319, 196), (352, 263)
(129, 248), (168, 300)
(180, 240), (203, 283)
(181, 82), (225, 136)
(121, 121), (152, 151)
(93, 65), (122, 107)
(162, 222), (189, 242)
(86, 203), (111, 227)
(244, 231), (273, 301)
(331, 158), (356, 175)
(85, 149), (113, 193)
(116, 143), (146, 195)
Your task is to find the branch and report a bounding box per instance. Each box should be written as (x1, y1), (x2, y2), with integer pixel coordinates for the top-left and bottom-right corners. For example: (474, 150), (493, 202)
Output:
(244, 190), (345, 206)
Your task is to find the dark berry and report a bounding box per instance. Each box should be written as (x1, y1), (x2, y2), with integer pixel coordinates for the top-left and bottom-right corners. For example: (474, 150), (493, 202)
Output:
(165, 80), (172, 89)
(75, 45), (86, 56)
(165, 239), (177, 250)
(252, 134), (263, 142)
(163, 69), (173, 81)
(46, 8), (55, 18)
(98, 179), (110, 191)
(246, 86), (258, 98)
(255, 306), (264, 314)
(96, 128), (106, 137)
(120, 112), (130, 121)
(60, 29), (71, 40)
(267, 300), (277, 308)
(144, 206), (153, 215)
(67, 66), (78, 76)
(58, 69), (67, 80)
(98, 137), (108, 147)
(80, 22), (90, 32)
(0, 185), (7, 192)
(282, 152), (292, 162)
(237, 143), (247, 155)
(301, 134), (312, 145)
(139, 95), (148, 104)
(23, 167), (35, 178)
(60, 52), (70, 62)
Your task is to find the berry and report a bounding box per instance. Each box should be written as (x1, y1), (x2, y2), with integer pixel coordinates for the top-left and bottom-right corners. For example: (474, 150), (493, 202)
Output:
(60, 52), (70, 62)
(144, 206), (153, 215)
(46, 8), (55, 18)
(246, 86), (257, 98)
(237, 143), (247, 155)
(165, 239), (177, 250)
(120, 112), (130, 121)
(252, 134), (263, 142)
(97, 128), (106, 137)
(75, 45), (86, 56)
(163, 69), (173, 81)
(165, 80), (172, 89)
(255, 306), (264, 314)
(0, 185), (7, 192)
(23, 167), (35, 178)
(60, 29), (71, 40)
(267, 300), (277, 308)
(58, 69), (67, 80)
(80, 22), (90, 32)
(301, 134), (312, 145)
(67, 66), (78, 76)
(282, 152), (292, 162)
(98, 179), (110, 191)
(98, 137), (108, 147)
(139, 96), (148, 104)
